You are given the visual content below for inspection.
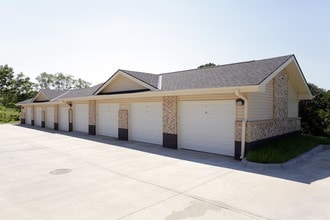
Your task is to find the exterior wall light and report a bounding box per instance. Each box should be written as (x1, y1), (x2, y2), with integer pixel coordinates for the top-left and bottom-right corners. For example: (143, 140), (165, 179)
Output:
(236, 98), (245, 106)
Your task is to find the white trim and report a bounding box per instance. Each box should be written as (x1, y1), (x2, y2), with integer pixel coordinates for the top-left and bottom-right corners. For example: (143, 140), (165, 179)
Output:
(94, 70), (157, 95)
(32, 91), (48, 102)
(60, 85), (260, 102)
(259, 56), (295, 91)
(292, 58), (313, 99)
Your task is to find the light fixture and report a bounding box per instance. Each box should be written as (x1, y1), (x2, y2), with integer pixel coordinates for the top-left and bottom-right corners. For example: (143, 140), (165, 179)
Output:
(236, 98), (244, 106)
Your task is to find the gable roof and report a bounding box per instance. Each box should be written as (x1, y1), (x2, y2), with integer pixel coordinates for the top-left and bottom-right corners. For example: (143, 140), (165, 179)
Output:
(40, 89), (68, 100)
(32, 89), (68, 102)
(94, 70), (158, 95)
(120, 70), (159, 89)
(59, 83), (103, 99)
(16, 54), (312, 105)
(160, 55), (292, 91)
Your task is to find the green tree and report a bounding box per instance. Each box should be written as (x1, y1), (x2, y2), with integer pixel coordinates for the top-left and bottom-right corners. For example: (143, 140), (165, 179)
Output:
(0, 65), (36, 108)
(299, 83), (330, 136)
(198, 63), (216, 69)
(36, 72), (91, 90)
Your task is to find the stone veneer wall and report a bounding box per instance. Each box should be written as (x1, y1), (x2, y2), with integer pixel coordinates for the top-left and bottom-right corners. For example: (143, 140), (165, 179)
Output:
(88, 100), (96, 135)
(118, 107), (128, 140)
(69, 107), (73, 132)
(31, 106), (35, 125)
(54, 105), (59, 130)
(245, 70), (301, 143)
(163, 96), (178, 148)
(41, 107), (45, 128)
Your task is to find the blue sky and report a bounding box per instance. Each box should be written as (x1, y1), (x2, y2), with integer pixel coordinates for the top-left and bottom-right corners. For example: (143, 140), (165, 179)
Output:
(1, 0), (329, 89)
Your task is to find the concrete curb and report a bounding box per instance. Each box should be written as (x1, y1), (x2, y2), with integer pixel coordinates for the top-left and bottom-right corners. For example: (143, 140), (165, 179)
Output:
(242, 144), (330, 169)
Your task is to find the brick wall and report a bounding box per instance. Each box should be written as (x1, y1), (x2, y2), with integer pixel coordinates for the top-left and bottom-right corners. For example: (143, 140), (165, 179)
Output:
(163, 96), (177, 134)
(88, 100), (96, 126)
(245, 70), (301, 143)
(118, 110), (128, 129)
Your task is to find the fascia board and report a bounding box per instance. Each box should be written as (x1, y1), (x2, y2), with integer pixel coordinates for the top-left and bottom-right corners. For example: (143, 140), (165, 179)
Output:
(59, 85), (259, 101)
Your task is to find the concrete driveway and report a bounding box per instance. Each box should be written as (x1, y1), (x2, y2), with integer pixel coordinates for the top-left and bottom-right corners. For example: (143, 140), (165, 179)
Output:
(0, 124), (329, 220)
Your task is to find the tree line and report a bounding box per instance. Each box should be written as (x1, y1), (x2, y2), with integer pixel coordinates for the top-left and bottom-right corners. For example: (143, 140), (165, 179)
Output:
(0, 64), (91, 109)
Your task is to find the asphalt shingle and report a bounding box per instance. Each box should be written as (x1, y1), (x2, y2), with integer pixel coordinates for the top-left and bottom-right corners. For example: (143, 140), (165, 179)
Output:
(120, 70), (159, 89)
(160, 55), (292, 90)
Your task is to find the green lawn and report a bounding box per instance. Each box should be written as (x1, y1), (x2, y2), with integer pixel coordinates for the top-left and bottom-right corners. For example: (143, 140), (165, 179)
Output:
(0, 120), (20, 124)
(246, 135), (330, 163)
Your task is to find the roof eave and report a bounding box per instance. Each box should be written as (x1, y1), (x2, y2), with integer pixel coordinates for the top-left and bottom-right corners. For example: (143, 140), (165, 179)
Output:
(59, 85), (260, 102)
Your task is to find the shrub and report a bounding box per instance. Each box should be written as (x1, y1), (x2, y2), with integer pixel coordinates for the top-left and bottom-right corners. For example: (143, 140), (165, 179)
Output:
(0, 106), (20, 122)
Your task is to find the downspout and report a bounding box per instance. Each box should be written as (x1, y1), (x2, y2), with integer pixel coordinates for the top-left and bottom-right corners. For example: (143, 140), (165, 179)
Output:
(235, 90), (248, 159)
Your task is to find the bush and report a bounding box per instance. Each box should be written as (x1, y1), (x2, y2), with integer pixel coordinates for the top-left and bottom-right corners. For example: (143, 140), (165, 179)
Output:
(0, 106), (20, 122)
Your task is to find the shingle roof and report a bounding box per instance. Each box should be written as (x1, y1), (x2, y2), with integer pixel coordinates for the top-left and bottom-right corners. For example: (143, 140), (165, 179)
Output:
(158, 55), (292, 90)
(40, 89), (68, 100)
(16, 98), (33, 105)
(17, 55), (295, 105)
(59, 83), (103, 99)
(117, 55), (292, 91)
(120, 70), (159, 88)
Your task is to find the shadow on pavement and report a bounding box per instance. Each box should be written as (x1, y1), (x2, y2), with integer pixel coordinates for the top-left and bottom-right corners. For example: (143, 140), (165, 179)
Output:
(16, 124), (330, 185)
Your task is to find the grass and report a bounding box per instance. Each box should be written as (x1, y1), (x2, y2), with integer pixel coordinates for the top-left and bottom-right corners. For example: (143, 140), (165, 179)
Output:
(246, 135), (330, 164)
(0, 120), (20, 124)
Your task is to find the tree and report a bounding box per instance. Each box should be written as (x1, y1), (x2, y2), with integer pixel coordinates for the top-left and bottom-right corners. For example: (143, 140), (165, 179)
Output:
(299, 83), (330, 136)
(198, 63), (216, 69)
(0, 65), (36, 108)
(35, 72), (91, 90)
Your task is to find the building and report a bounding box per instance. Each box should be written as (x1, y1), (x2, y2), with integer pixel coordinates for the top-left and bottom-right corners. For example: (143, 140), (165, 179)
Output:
(17, 55), (313, 159)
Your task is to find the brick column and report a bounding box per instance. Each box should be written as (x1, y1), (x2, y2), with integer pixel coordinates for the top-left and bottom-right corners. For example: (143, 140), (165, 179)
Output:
(31, 106), (35, 126)
(69, 106), (73, 132)
(54, 105), (59, 130)
(163, 96), (177, 149)
(20, 107), (26, 124)
(118, 108), (128, 141)
(88, 100), (96, 135)
(41, 107), (45, 128)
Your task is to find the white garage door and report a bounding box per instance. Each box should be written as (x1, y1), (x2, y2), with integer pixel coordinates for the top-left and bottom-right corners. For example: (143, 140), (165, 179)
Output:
(25, 107), (32, 125)
(59, 106), (69, 131)
(178, 100), (235, 156)
(34, 107), (42, 127)
(129, 102), (162, 145)
(97, 103), (119, 137)
(45, 107), (54, 129)
(74, 104), (88, 133)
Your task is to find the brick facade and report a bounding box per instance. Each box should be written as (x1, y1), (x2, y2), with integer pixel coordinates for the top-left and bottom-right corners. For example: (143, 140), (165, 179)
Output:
(88, 100), (96, 135)
(163, 96), (177, 134)
(118, 110), (128, 129)
(245, 70), (301, 143)
(162, 96), (178, 148)
(54, 105), (59, 123)
(88, 100), (96, 126)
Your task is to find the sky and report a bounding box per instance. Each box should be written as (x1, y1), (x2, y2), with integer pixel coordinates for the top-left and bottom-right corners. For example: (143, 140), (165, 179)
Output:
(1, 0), (329, 90)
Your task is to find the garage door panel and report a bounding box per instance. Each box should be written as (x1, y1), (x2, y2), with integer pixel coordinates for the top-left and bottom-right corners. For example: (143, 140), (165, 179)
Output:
(46, 107), (54, 129)
(25, 107), (32, 125)
(129, 102), (162, 145)
(74, 104), (88, 133)
(34, 107), (42, 127)
(179, 100), (235, 156)
(97, 103), (119, 137)
(59, 106), (69, 131)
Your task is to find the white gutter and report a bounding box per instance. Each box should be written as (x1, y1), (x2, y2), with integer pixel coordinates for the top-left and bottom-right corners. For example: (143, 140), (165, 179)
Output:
(235, 89), (248, 159)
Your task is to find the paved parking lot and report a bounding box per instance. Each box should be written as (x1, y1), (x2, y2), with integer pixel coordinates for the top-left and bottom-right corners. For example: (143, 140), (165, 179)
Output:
(1, 124), (329, 220)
